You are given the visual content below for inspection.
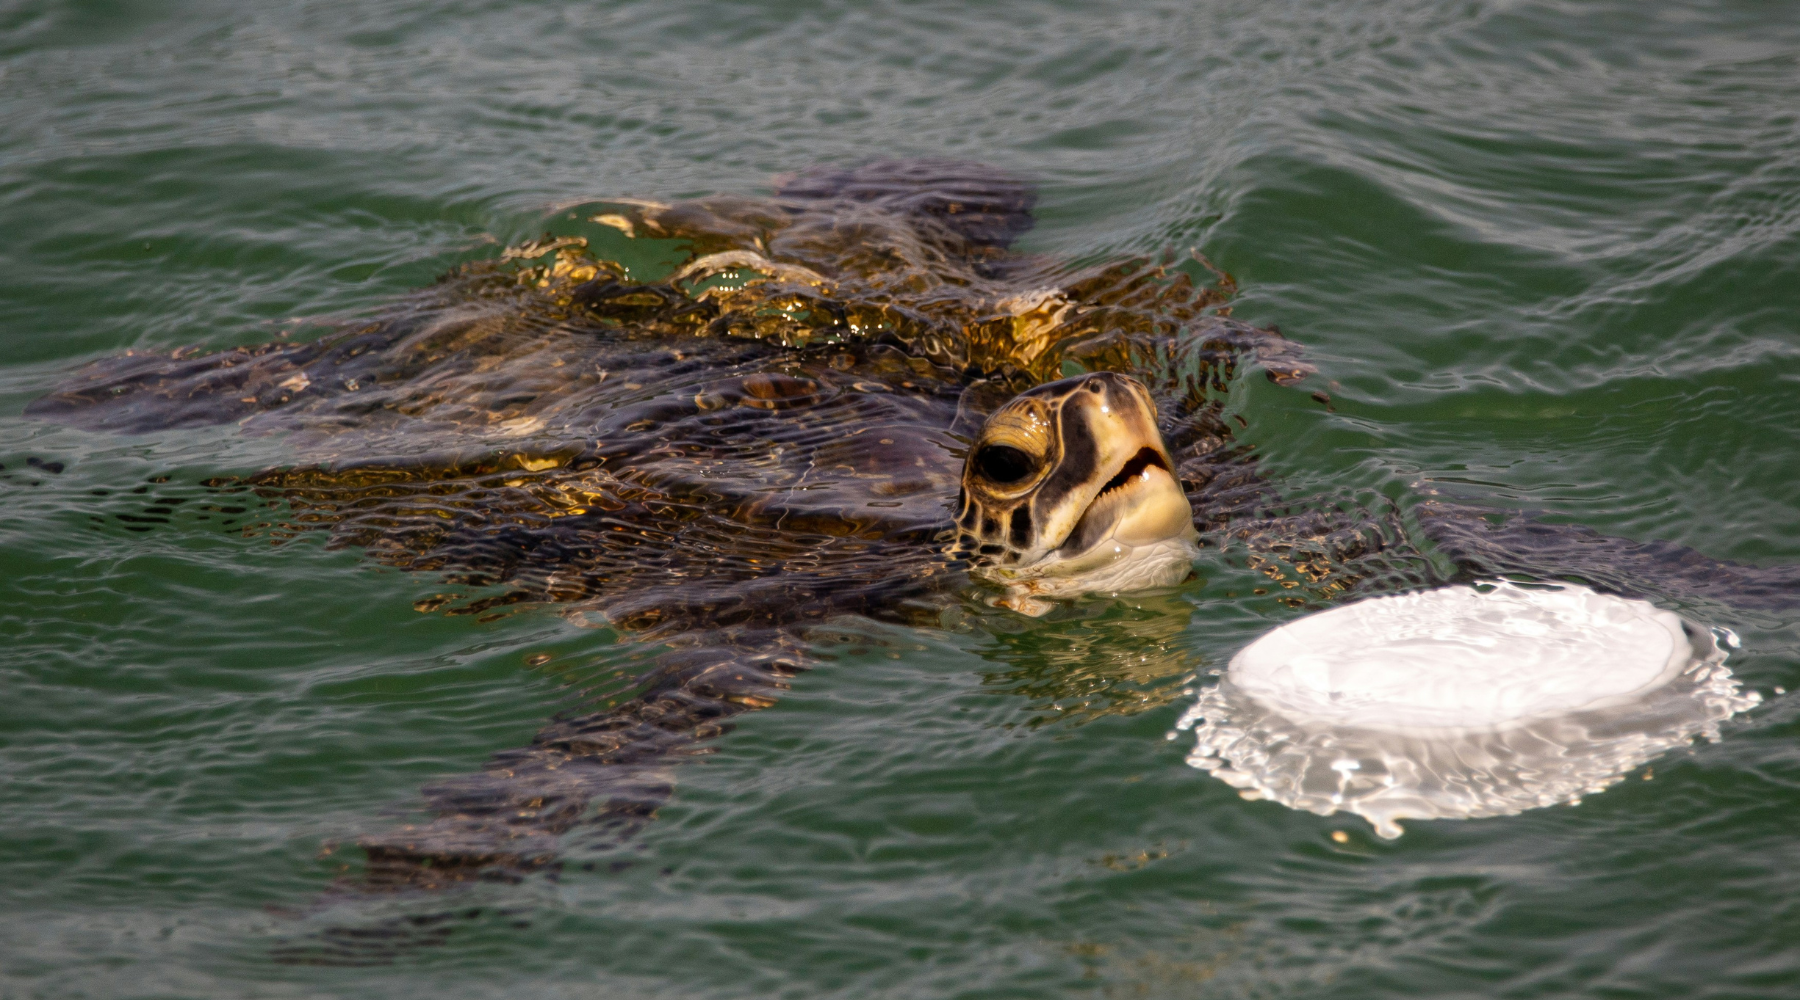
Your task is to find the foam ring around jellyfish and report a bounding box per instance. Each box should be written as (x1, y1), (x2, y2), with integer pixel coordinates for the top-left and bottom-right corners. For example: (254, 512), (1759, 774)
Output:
(1176, 581), (1761, 838)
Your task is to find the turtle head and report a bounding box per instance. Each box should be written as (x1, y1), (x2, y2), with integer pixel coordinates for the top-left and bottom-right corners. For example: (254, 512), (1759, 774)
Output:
(954, 372), (1200, 614)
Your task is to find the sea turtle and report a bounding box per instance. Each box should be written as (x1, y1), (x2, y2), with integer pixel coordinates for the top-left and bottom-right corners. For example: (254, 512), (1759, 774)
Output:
(29, 160), (1799, 898)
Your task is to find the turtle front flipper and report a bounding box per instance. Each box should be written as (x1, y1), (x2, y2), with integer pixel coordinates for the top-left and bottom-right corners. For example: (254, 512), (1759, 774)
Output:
(353, 628), (809, 889)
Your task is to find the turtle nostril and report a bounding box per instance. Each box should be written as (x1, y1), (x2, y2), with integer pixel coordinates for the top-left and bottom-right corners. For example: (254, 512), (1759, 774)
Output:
(1086, 379), (1104, 393)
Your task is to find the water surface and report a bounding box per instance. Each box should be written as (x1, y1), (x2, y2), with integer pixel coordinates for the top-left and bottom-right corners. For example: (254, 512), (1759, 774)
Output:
(5, 1), (1800, 996)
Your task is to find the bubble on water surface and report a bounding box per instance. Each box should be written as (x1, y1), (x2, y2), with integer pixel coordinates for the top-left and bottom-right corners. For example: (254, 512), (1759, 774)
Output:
(1178, 582), (1761, 838)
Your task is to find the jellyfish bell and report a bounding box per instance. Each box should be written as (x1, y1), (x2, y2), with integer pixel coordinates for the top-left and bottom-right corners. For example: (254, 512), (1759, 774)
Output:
(1177, 581), (1762, 838)
(1229, 583), (1699, 732)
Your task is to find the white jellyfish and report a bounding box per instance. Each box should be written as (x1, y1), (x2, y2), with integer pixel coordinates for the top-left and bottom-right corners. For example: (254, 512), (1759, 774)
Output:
(1177, 581), (1762, 838)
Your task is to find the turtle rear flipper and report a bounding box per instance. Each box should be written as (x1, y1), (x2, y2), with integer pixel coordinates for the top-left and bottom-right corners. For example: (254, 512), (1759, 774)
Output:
(775, 158), (1038, 252)
(1418, 499), (1800, 613)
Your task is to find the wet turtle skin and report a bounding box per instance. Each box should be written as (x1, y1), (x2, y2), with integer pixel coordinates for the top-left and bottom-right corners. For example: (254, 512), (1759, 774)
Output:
(31, 161), (1328, 892)
(30, 162), (1799, 912)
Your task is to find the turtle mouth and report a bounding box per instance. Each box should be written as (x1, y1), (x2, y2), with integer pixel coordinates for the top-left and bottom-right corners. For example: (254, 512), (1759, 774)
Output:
(1057, 447), (1184, 556)
(1094, 447), (1169, 502)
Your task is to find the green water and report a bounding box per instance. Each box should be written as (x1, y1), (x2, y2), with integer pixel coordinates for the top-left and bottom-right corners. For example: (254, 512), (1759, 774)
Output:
(5, 0), (1800, 995)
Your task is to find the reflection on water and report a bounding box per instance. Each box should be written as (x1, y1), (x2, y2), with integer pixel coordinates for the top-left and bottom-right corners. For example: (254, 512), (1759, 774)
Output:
(968, 593), (1204, 728)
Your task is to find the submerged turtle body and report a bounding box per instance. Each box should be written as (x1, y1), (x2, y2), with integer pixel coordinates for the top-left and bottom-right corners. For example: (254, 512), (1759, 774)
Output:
(33, 161), (1298, 887)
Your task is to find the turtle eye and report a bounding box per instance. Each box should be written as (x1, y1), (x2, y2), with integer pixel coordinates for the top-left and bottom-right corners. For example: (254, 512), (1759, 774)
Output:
(974, 444), (1036, 485)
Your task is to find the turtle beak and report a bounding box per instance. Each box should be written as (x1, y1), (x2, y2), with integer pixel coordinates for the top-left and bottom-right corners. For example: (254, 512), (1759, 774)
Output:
(1061, 446), (1192, 556)
(1041, 374), (1193, 564)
